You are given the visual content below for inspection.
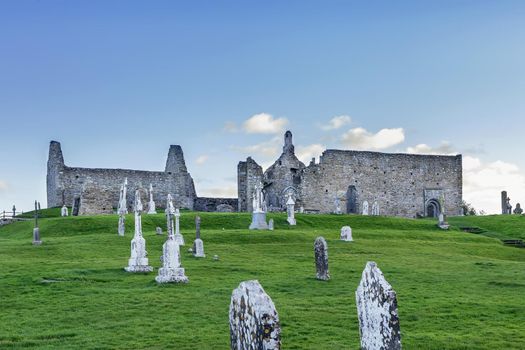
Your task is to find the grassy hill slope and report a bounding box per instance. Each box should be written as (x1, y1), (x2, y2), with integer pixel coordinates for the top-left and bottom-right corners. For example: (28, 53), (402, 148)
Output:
(0, 213), (524, 349)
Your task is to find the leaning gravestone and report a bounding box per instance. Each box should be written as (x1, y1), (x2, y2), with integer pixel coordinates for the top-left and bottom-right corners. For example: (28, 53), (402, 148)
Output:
(356, 261), (401, 350)
(314, 237), (330, 281)
(229, 280), (281, 350)
(340, 226), (353, 241)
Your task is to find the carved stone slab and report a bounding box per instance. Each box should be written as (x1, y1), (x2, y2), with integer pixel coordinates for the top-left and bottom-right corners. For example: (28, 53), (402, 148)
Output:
(314, 237), (330, 281)
(356, 262), (401, 350)
(229, 280), (281, 350)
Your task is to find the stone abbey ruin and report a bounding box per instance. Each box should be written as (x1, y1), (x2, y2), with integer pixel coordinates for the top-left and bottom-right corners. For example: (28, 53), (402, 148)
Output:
(47, 131), (463, 218)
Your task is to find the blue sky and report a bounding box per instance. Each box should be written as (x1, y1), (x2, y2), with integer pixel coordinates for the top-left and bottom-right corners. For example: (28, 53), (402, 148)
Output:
(0, 0), (524, 214)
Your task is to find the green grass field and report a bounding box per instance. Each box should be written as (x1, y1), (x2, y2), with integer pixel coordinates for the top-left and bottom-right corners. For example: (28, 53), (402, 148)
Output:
(1, 212), (524, 349)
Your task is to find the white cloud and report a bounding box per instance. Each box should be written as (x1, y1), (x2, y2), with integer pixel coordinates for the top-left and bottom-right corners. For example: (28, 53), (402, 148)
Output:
(243, 113), (288, 134)
(195, 155), (209, 165)
(463, 157), (525, 214)
(341, 127), (405, 150)
(321, 115), (352, 130)
(406, 142), (457, 155)
(223, 121), (238, 133)
(296, 144), (326, 164)
(231, 136), (281, 159)
(199, 185), (237, 198)
(0, 180), (8, 192)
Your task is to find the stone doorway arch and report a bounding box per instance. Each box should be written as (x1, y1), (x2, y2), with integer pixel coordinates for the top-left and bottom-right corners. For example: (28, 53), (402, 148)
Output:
(425, 199), (441, 218)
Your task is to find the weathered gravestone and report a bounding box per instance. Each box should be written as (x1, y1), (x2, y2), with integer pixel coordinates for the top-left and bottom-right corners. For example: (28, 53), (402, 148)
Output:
(371, 201), (379, 216)
(340, 226), (353, 241)
(286, 193), (296, 225)
(314, 237), (330, 281)
(61, 205), (68, 217)
(156, 227), (163, 235)
(174, 208), (185, 245)
(147, 183), (157, 214)
(249, 181), (269, 230)
(362, 201), (369, 216)
(268, 218), (274, 231)
(356, 261), (401, 350)
(117, 179), (128, 236)
(124, 190), (153, 272)
(229, 280), (281, 350)
(32, 201), (42, 245)
(72, 197), (80, 216)
(193, 216), (205, 258)
(514, 203), (523, 215)
(155, 222), (188, 283)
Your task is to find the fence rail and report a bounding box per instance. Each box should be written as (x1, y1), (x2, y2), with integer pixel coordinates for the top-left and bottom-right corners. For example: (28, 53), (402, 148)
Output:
(1, 210), (24, 220)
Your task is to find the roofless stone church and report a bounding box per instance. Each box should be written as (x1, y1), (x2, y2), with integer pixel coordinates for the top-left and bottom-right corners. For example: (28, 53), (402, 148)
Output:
(47, 131), (462, 218)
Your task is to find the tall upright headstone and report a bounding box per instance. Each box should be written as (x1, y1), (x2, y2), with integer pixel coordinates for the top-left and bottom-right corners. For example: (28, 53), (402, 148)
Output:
(286, 193), (296, 225)
(314, 237), (330, 281)
(501, 191), (512, 214)
(340, 226), (353, 241)
(156, 203), (188, 283)
(174, 208), (185, 245)
(193, 216), (205, 258)
(334, 196), (342, 215)
(117, 179), (128, 236)
(147, 183), (157, 214)
(249, 181), (269, 230)
(362, 201), (369, 216)
(124, 190), (153, 272)
(12, 205), (16, 218)
(356, 262), (401, 350)
(32, 201), (42, 245)
(61, 205), (68, 217)
(229, 280), (281, 350)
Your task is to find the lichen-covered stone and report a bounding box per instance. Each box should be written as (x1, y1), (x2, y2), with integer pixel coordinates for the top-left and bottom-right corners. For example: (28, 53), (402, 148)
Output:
(314, 237), (330, 281)
(356, 261), (401, 350)
(340, 226), (353, 241)
(229, 280), (281, 350)
(155, 235), (188, 283)
(125, 190), (153, 273)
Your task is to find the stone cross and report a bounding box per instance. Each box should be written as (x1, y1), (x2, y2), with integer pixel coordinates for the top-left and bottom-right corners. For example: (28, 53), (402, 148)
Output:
(249, 182), (269, 230)
(340, 226), (353, 241)
(117, 179), (128, 236)
(174, 208), (185, 245)
(147, 183), (157, 214)
(314, 237), (330, 281)
(286, 193), (296, 225)
(229, 280), (281, 350)
(166, 194), (176, 238)
(356, 261), (401, 350)
(12, 205), (16, 218)
(124, 190), (153, 272)
(32, 201), (42, 245)
(362, 201), (369, 216)
(155, 224), (188, 283)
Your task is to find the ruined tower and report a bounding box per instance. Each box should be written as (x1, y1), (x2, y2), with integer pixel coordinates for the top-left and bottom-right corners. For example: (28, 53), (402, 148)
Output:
(46, 141), (66, 208)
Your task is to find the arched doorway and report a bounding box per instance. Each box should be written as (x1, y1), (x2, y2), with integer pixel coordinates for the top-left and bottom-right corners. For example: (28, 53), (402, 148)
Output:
(346, 185), (358, 214)
(426, 199), (441, 218)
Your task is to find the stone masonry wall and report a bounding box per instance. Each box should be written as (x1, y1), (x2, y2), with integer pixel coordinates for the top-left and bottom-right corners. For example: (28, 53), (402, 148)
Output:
(300, 150), (462, 218)
(237, 157), (263, 212)
(47, 141), (197, 211)
(194, 197), (238, 212)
